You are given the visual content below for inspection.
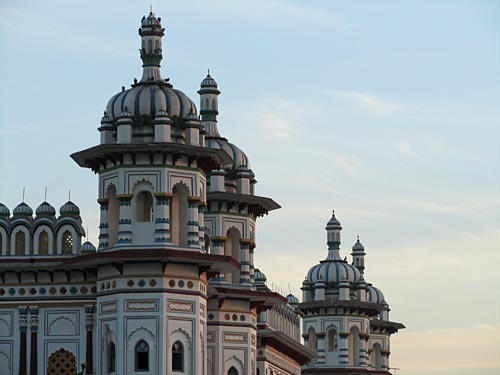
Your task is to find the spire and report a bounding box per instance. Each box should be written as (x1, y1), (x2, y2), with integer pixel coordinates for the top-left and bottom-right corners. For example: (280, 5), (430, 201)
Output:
(325, 210), (342, 261)
(138, 11), (165, 82)
(198, 71), (221, 125)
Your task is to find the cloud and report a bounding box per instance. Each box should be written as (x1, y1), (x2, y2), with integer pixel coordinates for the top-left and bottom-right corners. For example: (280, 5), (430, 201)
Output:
(397, 142), (413, 154)
(333, 90), (402, 114)
(392, 323), (500, 374)
(425, 138), (479, 161)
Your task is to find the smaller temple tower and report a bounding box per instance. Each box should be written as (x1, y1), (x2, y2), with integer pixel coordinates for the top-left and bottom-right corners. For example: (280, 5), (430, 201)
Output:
(300, 211), (404, 374)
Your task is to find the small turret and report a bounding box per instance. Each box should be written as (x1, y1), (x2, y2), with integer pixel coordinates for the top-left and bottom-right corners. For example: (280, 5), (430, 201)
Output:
(351, 236), (366, 274)
(325, 210), (342, 260)
(138, 11), (165, 82)
(198, 71), (221, 123)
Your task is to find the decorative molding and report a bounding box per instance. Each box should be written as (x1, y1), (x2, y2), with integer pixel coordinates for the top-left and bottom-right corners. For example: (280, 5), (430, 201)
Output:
(100, 301), (117, 314)
(166, 299), (194, 314)
(222, 332), (247, 343)
(125, 299), (158, 312)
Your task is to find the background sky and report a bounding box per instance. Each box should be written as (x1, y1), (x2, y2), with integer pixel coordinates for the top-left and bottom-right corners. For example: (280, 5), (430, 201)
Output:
(1, 1), (499, 374)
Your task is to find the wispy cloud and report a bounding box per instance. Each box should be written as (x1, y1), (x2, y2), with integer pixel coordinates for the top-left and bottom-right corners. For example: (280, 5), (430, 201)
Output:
(333, 90), (402, 114)
(425, 138), (479, 161)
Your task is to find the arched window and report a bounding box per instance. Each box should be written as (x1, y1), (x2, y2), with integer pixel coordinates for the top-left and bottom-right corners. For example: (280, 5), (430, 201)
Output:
(228, 367), (239, 375)
(172, 341), (184, 372)
(372, 343), (382, 370)
(349, 326), (361, 366)
(15, 231), (25, 255)
(147, 39), (153, 53)
(225, 227), (241, 284)
(308, 326), (317, 352)
(135, 340), (149, 371)
(39, 231), (49, 255)
(204, 234), (210, 252)
(327, 327), (338, 351)
(108, 342), (116, 373)
(211, 98), (216, 110)
(135, 191), (154, 222)
(205, 98), (209, 110)
(62, 230), (73, 254)
(171, 183), (189, 247)
(155, 40), (160, 51)
(107, 184), (119, 247)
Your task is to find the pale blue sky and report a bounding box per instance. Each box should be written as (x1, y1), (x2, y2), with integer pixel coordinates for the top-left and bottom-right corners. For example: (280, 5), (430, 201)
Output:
(1, 1), (499, 373)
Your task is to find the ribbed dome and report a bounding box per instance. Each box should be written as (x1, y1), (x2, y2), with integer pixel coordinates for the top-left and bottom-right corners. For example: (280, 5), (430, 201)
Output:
(0, 203), (10, 218)
(36, 201), (56, 217)
(13, 202), (33, 217)
(105, 85), (198, 121)
(206, 138), (249, 170)
(81, 241), (96, 253)
(306, 260), (361, 285)
(366, 284), (386, 305)
(352, 237), (365, 251)
(254, 268), (267, 282)
(326, 210), (341, 228)
(200, 73), (217, 88)
(60, 201), (80, 216)
(287, 294), (299, 304)
(141, 11), (161, 27)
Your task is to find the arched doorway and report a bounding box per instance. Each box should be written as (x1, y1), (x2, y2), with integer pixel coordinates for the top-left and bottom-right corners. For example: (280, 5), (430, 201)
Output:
(47, 348), (76, 375)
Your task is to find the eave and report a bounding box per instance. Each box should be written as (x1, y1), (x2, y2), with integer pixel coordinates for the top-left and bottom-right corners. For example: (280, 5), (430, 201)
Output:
(207, 192), (281, 217)
(258, 329), (316, 365)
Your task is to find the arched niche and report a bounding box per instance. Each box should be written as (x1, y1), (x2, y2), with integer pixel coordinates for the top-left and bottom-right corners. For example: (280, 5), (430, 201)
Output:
(171, 182), (189, 247)
(349, 325), (361, 366)
(10, 225), (30, 256)
(33, 225), (54, 255)
(106, 184), (119, 247)
(131, 181), (156, 245)
(225, 227), (241, 284)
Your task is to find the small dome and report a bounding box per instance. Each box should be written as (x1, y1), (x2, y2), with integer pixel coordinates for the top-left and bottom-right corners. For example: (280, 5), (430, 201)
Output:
(366, 284), (386, 305)
(326, 210), (341, 228)
(287, 294), (299, 304)
(352, 237), (365, 251)
(81, 241), (96, 253)
(60, 201), (80, 216)
(254, 269), (267, 283)
(13, 202), (33, 217)
(200, 73), (218, 88)
(141, 11), (161, 27)
(0, 203), (10, 218)
(36, 201), (56, 217)
(306, 260), (361, 285)
(206, 139), (249, 170)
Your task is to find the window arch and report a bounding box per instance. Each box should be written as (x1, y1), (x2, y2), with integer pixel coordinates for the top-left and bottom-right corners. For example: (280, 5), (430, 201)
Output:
(39, 231), (49, 255)
(228, 367), (239, 375)
(225, 227), (241, 284)
(135, 340), (149, 371)
(211, 98), (216, 110)
(172, 341), (184, 372)
(15, 231), (25, 255)
(108, 341), (116, 373)
(135, 191), (154, 222)
(308, 326), (317, 352)
(62, 230), (73, 254)
(171, 183), (189, 247)
(327, 327), (338, 351)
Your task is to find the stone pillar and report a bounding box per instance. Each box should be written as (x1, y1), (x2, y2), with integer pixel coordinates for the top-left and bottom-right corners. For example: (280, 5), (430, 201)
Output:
(117, 194), (133, 245)
(249, 245), (255, 284)
(315, 280), (326, 300)
(339, 280), (350, 300)
(316, 332), (326, 365)
(381, 349), (390, 371)
(98, 198), (109, 249)
(359, 333), (370, 367)
(209, 238), (226, 283)
(18, 306), (28, 375)
(198, 204), (206, 251)
(84, 305), (96, 374)
(239, 239), (252, 286)
(153, 110), (172, 143)
(339, 332), (350, 365)
(209, 170), (226, 192)
(154, 194), (172, 244)
(187, 198), (200, 248)
(29, 306), (38, 375)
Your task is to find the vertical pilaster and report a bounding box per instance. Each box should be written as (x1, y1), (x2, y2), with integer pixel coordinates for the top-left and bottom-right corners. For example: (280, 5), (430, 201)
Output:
(187, 198), (200, 248)
(29, 306), (38, 375)
(154, 194), (171, 243)
(381, 349), (390, 371)
(117, 195), (133, 244)
(98, 198), (109, 249)
(316, 332), (326, 364)
(198, 205), (206, 251)
(359, 333), (370, 367)
(18, 306), (28, 375)
(339, 332), (350, 365)
(84, 305), (96, 374)
(239, 239), (252, 286)
(249, 245), (255, 284)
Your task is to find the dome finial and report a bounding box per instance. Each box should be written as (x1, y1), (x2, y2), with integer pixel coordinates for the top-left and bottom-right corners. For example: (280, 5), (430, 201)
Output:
(22, 187), (25, 203)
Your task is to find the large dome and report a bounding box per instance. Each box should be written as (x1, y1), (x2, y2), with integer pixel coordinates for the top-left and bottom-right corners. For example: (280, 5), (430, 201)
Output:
(105, 85), (197, 121)
(206, 138), (249, 170)
(306, 260), (362, 285)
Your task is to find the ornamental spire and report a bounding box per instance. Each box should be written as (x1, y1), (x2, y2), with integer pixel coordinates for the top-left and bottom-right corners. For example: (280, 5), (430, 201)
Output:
(138, 11), (165, 82)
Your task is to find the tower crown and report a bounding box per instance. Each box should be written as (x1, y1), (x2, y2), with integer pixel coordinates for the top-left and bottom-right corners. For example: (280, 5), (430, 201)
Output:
(138, 11), (165, 82)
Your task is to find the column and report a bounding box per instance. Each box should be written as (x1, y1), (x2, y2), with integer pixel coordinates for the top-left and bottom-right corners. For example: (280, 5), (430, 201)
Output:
(239, 239), (252, 286)
(381, 349), (390, 371)
(359, 333), (370, 367)
(84, 305), (96, 375)
(187, 198), (200, 248)
(338, 332), (350, 365)
(29, 306), (39, 375)
(18, 306), (28, 375)
(316, 332), (326, 365)
(198, 204), (206, 251)
(154, 193), (172, 244)
(117, 195), (133, 245)
(249, 245), (255, 284)
(98, 198), (109, 249)
(209, 238), (226, 283)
